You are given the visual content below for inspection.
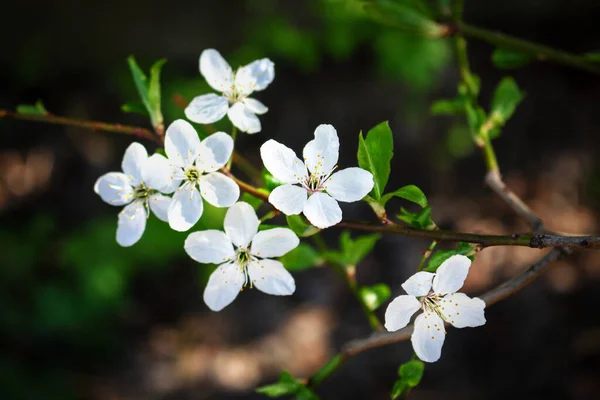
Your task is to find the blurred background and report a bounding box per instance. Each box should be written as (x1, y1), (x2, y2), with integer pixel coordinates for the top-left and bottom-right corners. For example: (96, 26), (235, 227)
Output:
(1, 0), (600, 399)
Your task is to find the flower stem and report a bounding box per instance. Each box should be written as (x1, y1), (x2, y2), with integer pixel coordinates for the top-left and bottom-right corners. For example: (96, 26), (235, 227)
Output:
(225, 125), (238, 171)
(417, 240), (438, 272)
(259, 209), (279, 223)
(307, 353), (347, 390)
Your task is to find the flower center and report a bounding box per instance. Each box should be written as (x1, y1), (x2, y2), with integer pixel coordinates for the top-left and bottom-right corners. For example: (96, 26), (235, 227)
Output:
(133, 182), (151, 200)
(421, 293), (447, 321)
(235, 247), (256, 291)
(185, 166), (202, 183)
(300, 166), (337, 194)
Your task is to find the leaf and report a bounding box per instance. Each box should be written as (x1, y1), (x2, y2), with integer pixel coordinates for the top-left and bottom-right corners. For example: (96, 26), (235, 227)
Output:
(126, 56), (166, 130)
(391, 379), (408, 399)
(339, 231), (380, 266)
(424, 242), (475, 272)
(286, 215), (321, 237)
(430, 98), (465, 115)
(256, 371), (301, 397)
(280, 244), (321, 271)
(381, 185), (428, 208)
(492, 48), (533, 69)
(16, 100), (47, 115)
(296, 387), (320, 400)
(398, 359), (425, 387)
(583, 52), (600, 62)
(121, 101), (149, 116)
(241, 192), (263, 210)
(490, 77), (525, 125)
(397, 207), (435, 230)
(465, 103), (487, 134)
(358, 283), (391, 311)
(262, 168), (285, 192)
(357, 121), (394, 200)
(364, 0), (446, 38)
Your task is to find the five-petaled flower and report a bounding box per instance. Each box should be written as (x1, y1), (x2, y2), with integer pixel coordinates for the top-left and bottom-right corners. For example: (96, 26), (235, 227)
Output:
(185, 49), (274, 134)
(184, 202), (299, 311)
(384, 255), (486, 363)
(260, 124), (374, 229)
(145, 119), (240, 232)
(94, 143), (171, 247)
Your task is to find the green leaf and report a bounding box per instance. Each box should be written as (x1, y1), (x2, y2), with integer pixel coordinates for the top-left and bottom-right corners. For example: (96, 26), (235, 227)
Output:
(397, 206), (435, 230)
(241, 192), (263, 210)
(121, 101), (149, 116)
(430, 98), (465, 115)
(296, 387), (320, 400)
(126, 56), (166, 130)
(339, 231), (380, 266)
(490, 77), (525, 125)
(381, 185), (428, 208)
(492, 48), (533, 69)
(256, 371), (301, 397)
(424, 242), (475, 272)
(465, 103), (487, 134)
(398, 360), (425, 387)
(358, 283), (391, 311)
(16, 99), (47, 115)
(391, 379), (408, 399)
(263, 168), (285, 192)
(364, 0), (447, 38)
(280, 244), (321, 271)
(583, 52), (600, 62)
(357, 121), (394, 200)
(286, 215), (321, 237)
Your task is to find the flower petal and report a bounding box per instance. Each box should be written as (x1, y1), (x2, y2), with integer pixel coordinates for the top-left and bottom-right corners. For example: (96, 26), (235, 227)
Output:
(185, 93), (229, 125)
(149, 193), (171, 222)
(384, 295), (421, 331)
(116, 201), (147, 247)
(260, 140), (307, 184)
(234, 58), (274, 96)
(303, 192), (342, 229)
(203, 262), (244, 311)
(199, 49), (233, 92)
(401, 271), (435, 297)
(121, 142), (148, 185)
(94, 172), (134, 206)
(168, 183), (204, 232)
(441, 293), (486, 329)
(196, 131), (234, 173)
(227, 102), (261, 134)
(184, 230), (235, 264)
(164, 119), (201, 167)
(142, 153), (181, 194)
(268, 184), (307, 215)
(432, 255), (472, 294)
(199, 172), (240, 207)
(247, 259), (295, 296)
(303, 124), (340, 175)
(242, 98), (268, 115)
(411, 312), (446, 363)
(224, 202), (259, 248)
(251, 228), (299, 258)
(325, 167), (374, 202)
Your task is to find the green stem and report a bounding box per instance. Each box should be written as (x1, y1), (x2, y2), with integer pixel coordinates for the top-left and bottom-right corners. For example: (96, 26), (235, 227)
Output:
(225, 125), (238, 170)
(480, 129), (499, 171)
(307, 353), (346, 390)
(259, 210), (279, 223)
(417, 240), (437, 272)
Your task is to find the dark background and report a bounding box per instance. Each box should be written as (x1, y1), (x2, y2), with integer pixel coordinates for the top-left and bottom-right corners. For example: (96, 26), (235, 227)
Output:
(1, 1), (599, 399)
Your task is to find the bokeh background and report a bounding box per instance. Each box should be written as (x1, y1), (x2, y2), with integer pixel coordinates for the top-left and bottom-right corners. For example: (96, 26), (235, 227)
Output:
(1, 0), (600, 399)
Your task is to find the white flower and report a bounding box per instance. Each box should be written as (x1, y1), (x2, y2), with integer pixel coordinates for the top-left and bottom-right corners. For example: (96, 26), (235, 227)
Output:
(260, 124), (374, 229)
(145, 119), (240, 232)
(94, 143), (171, 247)
(184, 202), (299, 311)
(384, 255), (486, 363)
(184, 49), (274, 134)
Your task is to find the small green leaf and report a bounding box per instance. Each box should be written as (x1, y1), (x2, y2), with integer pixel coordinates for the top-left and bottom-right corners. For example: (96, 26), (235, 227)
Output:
(16, 99), (47, 115)
(492, 48), (533, 69)
(280, 244), (321, 271)
(465, 103), (487, 134)
(364, 0), (447, 38)
(381, 185), (428, 208)
(339, 231), (380, 266)
(391, 379), (408, 399)
(256, 371), (301, 397)
(296, 387), (320, 400)
(358, 283), (391, 311)
(490, 77), (525, 125)
(121, 101), (149, 116)
(398, 360), (425, 387)
(424, 242), (475, 272)
(397, 207), (435, 230)
(241, 192), (263, 210)
(430, 98), (465, 115)
(127, 56), (166, 131)
(286, 215), (321, 237)
(263, 168), (285, 192)
(357, 121), (394, 200)
(583, 52), (600, 62)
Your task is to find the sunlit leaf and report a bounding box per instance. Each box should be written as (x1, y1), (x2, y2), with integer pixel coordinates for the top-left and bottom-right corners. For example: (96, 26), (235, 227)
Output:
(381, 185), (428, 208)
(358, 121), (394, 200)
(490, 77), (525, 125)
(358, 283), (391, 310)
(16, 99), (47, 115)
(280, 244), (321, 271)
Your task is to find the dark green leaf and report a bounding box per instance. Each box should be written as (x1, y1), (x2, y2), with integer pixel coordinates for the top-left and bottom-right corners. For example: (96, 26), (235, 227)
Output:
(430, 98), (465, 115)
(364, 0), (446, 38)
(583, 52), (600, 62)
(148, 58), (167, 129)
(127, 56), (150, 114)
(424, 242), (475, 272)
(16, 99), (47, 115)
(358, 283), (391, 311)
(465, 103), (487, 134)
(357, 121), (394, 200)
(339, 231), (380, 266)
(296, 387), (320, 400)
(391, 379), (408, 399)
(241, 192), (263, 210)
(286, 215), (321, 237)
(397, 206), (435, 230)
(280, 244), (321, 271)
(121, 101), (149, 116)
(492, 48), (533, 69)
(398, 359), (425, 387)
(490, 77), (525, 125)
(381, 185), (428, 208)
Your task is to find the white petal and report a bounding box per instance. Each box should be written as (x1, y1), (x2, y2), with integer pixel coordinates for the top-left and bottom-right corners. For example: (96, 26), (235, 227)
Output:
(196, 131), (234, 173)
(250, 228), (299, 258)
(142, 153), (181, 194)
(149, 193), (171, 222)
(401, 271), (435, 297)
(303, 124), (340, 175)
(168, 183), (204, 232)
(94, 172), (134, 206)
(411, 312), (446, 363)
(224, 202), (259, 248)
(227, 102), (261, 134)
(268, 184), (307, 215)
(184, 230), (235, 264)
(260, 140), (307, 184)
(185, 94), (229, 124)
(247, 259), (295, 296)
(199, 49), (233, 92)
(164, 119), (201, 167)
(303, 192), (342, 229)
(203, 262), (244, 311)
(121, 142), (148, 185)
(199, 172), (240, 207)
(234, 58), (274, 96)
(116, 201), (147, 247)
(433, 255), (472, 294)
(441, 293), (486, 329)
(325, 167), (374, 202)
(242, 98), (268, 115)
(384, 295), (421, 331)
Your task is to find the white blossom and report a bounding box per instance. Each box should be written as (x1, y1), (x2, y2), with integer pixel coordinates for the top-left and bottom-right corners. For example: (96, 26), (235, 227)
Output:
(260, 124), (374, 229)
(94, 143), (171, 247)
(184, 202), (299, 311)
(384, 255), (486, 363)
(144, 119), (240, 232)
(185, 49), (274, 134)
